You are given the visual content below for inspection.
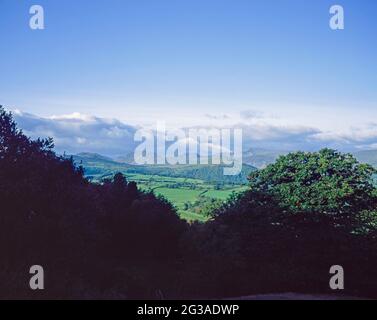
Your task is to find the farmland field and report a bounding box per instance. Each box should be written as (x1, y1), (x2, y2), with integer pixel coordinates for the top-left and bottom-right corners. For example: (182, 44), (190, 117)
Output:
(132, 175), (248, 222)
(71, 153), (251, 221)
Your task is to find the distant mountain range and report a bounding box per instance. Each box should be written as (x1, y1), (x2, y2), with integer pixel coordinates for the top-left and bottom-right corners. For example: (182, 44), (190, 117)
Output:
(68, 149), (377, 185)
(112, 149), (278, 168)
(243, 148), (377, 169)
(70, 153), (256, 184)
(242, 148), (289, 168)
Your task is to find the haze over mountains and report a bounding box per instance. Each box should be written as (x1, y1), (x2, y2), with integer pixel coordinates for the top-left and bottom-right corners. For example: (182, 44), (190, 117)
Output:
(11, 110), (377, 160)
(242, 148), (377, 169)
(73, 148), (377, 169)
(70, 152), (255, 184)
(352, 150), (377, 168)
(70, 148), (377, 184)
(5, 107), (376, 174)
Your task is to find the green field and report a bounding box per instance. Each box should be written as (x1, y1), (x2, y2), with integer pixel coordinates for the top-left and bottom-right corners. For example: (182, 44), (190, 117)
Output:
(132, 174), (247, 222)
(71, 153), (251, 221)
(91, 172), (247, 222)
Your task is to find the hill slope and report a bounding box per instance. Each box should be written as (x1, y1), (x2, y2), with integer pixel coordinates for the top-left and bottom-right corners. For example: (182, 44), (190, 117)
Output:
(70, 153), (256, 184)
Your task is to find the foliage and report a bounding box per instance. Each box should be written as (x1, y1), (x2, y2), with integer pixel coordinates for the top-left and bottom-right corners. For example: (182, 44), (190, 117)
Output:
(249, 149), (377, 214)
(0, 106), (186, 299)
(1, 105), (377, 299)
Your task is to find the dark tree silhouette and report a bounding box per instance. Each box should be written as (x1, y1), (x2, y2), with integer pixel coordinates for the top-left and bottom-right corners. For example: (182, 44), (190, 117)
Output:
(1, 105), (377, 300)
(0, 106), (186, 299)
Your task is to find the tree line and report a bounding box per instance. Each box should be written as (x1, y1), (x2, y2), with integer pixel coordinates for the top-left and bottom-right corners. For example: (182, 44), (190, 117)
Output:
(1, 106), (377, 299)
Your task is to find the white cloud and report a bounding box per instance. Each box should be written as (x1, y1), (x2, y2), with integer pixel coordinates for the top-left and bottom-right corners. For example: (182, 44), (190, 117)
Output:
(50, 112), (95, 122)
(10, 109), (377, 157)
(13, 110), (137, 156)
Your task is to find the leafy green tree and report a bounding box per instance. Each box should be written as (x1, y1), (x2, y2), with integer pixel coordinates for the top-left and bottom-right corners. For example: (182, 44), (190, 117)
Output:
(249, 148), (377, 214)
(199, 198), (224, 218)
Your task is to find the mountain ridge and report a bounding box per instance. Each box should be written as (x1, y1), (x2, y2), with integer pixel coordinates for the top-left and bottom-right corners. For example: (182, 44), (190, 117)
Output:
(69, 152), (256, 184)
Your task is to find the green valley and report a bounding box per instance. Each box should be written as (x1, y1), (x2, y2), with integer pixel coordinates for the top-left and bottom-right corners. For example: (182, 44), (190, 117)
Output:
(70, 153), (252, 221)
(70, 150), (377, 221)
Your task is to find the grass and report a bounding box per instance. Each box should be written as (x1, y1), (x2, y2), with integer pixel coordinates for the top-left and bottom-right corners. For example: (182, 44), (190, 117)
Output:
(154, 187), (204, 205)
(178, 210), (209, 222)
(88, 170), (247, 222)
(151, 185), (247, 222)
(134, 177), (247, 222)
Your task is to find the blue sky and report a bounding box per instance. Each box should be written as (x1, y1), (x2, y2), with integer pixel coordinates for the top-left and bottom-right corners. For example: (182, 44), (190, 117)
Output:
(1, 0), (377, 153)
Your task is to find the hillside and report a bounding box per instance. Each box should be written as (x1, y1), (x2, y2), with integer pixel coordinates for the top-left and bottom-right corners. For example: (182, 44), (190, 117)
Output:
(71, 152), (256, 184)
(69, 153), (253, 221)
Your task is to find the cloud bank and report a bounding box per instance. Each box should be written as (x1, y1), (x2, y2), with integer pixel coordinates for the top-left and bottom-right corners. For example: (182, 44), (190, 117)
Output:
(13, 110), (137, 156)
(9, 110), (377, 157)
